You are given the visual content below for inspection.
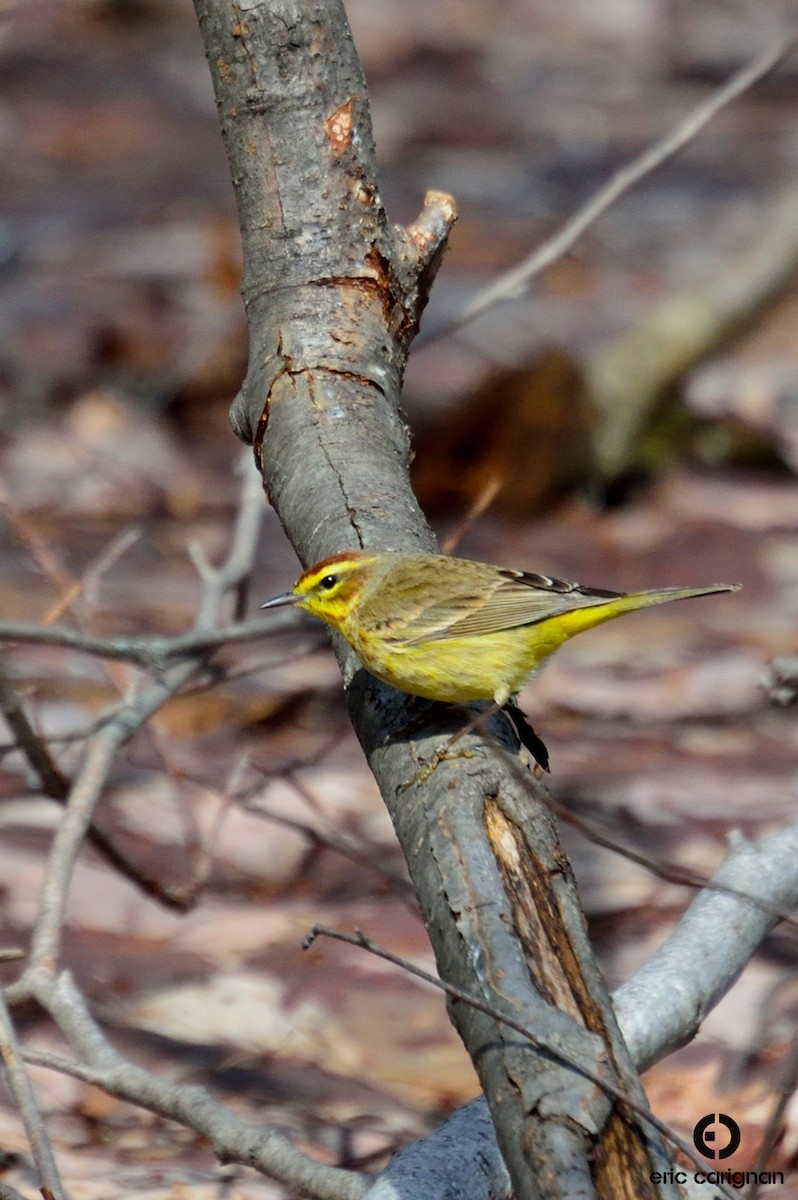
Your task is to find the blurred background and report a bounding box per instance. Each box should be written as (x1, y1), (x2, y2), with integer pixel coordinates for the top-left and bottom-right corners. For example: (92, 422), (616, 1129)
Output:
(1, 0), (798, 1195)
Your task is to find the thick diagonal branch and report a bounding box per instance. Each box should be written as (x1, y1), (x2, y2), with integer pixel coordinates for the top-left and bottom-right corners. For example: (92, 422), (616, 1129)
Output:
(192, 3), (685, 1196)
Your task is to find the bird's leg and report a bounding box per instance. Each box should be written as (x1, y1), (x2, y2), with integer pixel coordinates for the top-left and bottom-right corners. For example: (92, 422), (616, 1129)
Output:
(396, 700), (482, 792)
(403, 703), (543, 791)
(434, 700), (549, 775)
(400, 696), (549, 791)
(443, 701), (502, 750)
(440, 681), (516, 754)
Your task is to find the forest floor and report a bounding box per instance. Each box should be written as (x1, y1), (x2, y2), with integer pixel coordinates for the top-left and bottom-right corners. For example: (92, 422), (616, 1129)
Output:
(1, 1), (798, 1195)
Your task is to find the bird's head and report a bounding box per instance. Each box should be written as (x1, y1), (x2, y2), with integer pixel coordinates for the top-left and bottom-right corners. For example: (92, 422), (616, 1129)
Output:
(260, 551), (378, 631)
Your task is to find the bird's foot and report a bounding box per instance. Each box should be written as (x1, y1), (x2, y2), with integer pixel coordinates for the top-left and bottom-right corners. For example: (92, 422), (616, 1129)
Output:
(398, 746), (477, 792)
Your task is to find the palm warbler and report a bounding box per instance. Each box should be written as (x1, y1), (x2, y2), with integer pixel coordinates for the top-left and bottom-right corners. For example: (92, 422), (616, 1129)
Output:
(261, 551), (738, 707)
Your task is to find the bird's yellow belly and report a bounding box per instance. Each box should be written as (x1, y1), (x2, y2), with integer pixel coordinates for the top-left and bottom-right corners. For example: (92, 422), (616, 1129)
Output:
(353, 625), (566, 703)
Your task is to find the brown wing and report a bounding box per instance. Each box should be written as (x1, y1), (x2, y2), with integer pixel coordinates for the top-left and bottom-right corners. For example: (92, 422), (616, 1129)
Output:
(379, 561), (622, 646)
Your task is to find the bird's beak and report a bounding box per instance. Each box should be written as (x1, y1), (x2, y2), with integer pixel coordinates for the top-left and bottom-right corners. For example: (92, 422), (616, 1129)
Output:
(260, 591), (302, 610)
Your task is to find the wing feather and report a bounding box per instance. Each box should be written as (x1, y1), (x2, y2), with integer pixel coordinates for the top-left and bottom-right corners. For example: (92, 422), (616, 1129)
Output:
(380, 563), (623, 646)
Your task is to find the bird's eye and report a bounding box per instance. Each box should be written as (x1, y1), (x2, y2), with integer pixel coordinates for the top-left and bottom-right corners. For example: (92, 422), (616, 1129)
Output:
(319, 574), (338, 590)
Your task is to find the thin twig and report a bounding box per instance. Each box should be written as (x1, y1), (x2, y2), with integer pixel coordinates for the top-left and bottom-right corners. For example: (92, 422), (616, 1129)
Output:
(432, 722), (798, 932)
(26, 716), (135, 975)
(144, 720), (209, 896)
(0, 634), (326, 754)
(168, 636), (328, 695)
(78, 816), (201, 912)
(0, 662), (69, 799)
(42, 525), (141, 626)
(0, 992), (65, 1200)
(440, 476), (503, 555)
(0, 703), (130, 754)
(471, 725), (798, 931)
(21, 971), (367, 1200)
(304, 925), (739, 1200)
(0, 664), (200, 910)
(13, 460), (268, 988)
(186, 752), (255, 895)
(242, 795), (416, 903)
(548, 791), (798, 929)
(0, 610), (304, 667)
(0, 487), (75, 617)
(283, 769), (415, 900)
(426, 29), (798, 342)
(746, 1023), (798, 1198)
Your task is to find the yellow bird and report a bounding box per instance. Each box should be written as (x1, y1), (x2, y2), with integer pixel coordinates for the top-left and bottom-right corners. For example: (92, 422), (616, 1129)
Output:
(261, 551), (738, 708)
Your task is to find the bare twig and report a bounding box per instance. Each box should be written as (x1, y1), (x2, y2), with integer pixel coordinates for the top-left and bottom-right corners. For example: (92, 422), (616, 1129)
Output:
(0, 610), (303, 668)
(363, 823), (798, 1200)
(747, 1022), (798, 1198)
(2, 463), (336, 1195)
(0, 992), (65, 1200)
(0, 660), (204, 910)
(42, 525), (141, 626)
(143, 720), (212, 901)
(440, 476), (503, 555)
(22, 972), (367, 1200)
(26, 708), (136, 975)
(427, 29), (798, 341)
(0, 486), (75, 617)
(10, 461), (267, 993)
(304, 926), (737, 1200)
(0, 633), (326, 755)
(174, 637), (328, 693)
(0, 703), (130, 753)
(80, 819), (201, 912)
(548, 791), (798, 929)
(0, 662), (69, 798)
(179, 752), (254, 897)
(242, 795), (416, 903)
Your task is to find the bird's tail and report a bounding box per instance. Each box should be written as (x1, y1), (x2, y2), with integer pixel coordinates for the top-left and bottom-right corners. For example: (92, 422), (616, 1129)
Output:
(615, 582), (740, 611)
(549, 582), (740, 644)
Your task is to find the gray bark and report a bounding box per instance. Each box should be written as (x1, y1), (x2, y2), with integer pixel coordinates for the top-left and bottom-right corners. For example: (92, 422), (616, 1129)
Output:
(191, 3), (692, 1196)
